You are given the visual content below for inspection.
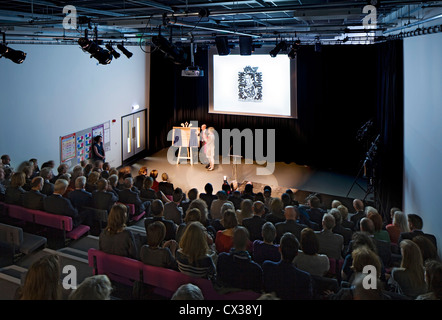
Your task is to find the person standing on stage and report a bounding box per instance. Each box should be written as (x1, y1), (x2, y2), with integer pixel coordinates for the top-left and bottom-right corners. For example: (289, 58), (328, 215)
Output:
(199, 124), (209, 167)
(206, 127), (216, 171)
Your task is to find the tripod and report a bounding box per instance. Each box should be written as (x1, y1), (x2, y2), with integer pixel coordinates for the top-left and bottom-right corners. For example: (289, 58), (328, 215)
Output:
(346, 134), (380, 202)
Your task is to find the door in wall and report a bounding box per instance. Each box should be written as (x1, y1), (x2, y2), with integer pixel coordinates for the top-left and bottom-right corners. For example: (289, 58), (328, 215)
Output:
(121, 109), (146, 162)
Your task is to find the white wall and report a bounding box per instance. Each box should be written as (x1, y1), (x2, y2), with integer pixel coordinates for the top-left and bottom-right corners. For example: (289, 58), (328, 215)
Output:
(0, 43), (149, 170)
(403, 32), (442, 256)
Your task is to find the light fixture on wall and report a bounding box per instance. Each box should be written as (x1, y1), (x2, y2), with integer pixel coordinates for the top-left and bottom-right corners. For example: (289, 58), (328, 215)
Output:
(117, 43), (133, 59)
(0, 32), (26, 64)
(78, 37), (112, 65)
(287, 39), (301, 59)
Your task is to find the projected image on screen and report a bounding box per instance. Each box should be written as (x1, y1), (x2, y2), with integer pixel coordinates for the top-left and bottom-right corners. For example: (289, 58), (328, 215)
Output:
(209, 52), (297, 118)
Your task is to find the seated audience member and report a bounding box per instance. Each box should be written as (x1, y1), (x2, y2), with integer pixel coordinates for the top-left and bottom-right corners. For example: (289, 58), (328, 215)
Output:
(328, 249), (385, 300)
(315, 213), (344, 260)
(265, 197), (286, 225)
(356, 217), (392, 269)
(367, 210), (390, 243)
(331, 200), (342, 209)
(21, 165), (34, 191)
(398, 213), (437, 250)
(306, 195), (326, 226)
(350, 199), (366, 231)
(263, 185), (274, 210)
(176, 221), (216, 280)
(85, 171), (100, 193)
(176, 208), (202, 244)
(293, 227), (330, 277)
(385, 206), (401, 228)
(262, 232), (313, 300)
(99, 203), (138, 259)
(210, 202), (235, 232)
(29, 158), (40, 178)
(187, 198), (211, 230)
(1, 154), (13, 178)
(158, 172), (174, 196)
(284, 189), (299, 206)
(144, 199), (177, 241)
(275, 206), (308, 243)
(100, 162), (111, 180)
(386, 210), (409, 244)
(51, 164), (69, 183)
(92, 178), (118, 213)
(281, 192), (292, 209)
(241, 182), (255, 200)
(67, 176), (93, 213)
(210, 190), (233, 221)
(388, 239), (427, 299)
(181, 188), (198, 215)
(43, 179), (82, 227)
(39, 167), (54, 196)
(227, 190), (242, 211)
(215, 209), (239, 254)
(412, 235), (440, 264)
(118, 177), (151, 216)
(199, 183), (217, 210)
(107, 174), (121, 198)
(416, 260), (442, 300)
(68, 275), (113, 300)
(83, 163), (93, 178)
(16, 254), (62, 300)
(133, 166), (148, 190)
(236, 198), (253, 226)
(242, 201), (267, 242)
(22, 176), (46, 210)
(171, 283), (205, 300)
(216, 226), (263, 292)
(139, 176), (157, 201)
(65, 165), (84, 197)
(149, 169), (159, 192)
(329, 208), (353, 247)
(252, 222), (280, 265)
(164, 187), (184, 225)
(5, 171), (27, 205)
(337, 204), (355, 231)
(140, 221), (178, 270)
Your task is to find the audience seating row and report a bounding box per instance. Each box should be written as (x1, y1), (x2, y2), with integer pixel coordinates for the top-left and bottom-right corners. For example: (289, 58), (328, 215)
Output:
(0, 202), (90, 246)
(88, 248), (262, 300)
(0, 222), (47, 264)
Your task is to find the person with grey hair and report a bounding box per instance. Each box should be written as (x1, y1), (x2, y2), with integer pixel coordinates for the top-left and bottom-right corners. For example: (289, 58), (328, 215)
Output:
(118, 177), (151, 216)
(43, 179), (82, 227)
(315, 213), (344, 260)
(39, 167), (54, 196)
(330, 208), (353, 247)
(67, 176), (93, 213)
(22, 176), (46, 211)
(171, 283), (204, 300)
(252, 221), (280, 265)
(68, 275), (113, 300)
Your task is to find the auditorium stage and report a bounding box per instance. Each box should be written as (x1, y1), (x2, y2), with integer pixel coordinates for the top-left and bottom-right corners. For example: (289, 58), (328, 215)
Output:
(130, 148), (369, 207)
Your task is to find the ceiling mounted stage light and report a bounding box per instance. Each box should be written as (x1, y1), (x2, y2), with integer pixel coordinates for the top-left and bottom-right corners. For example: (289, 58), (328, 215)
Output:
(117, 43), (133, 59)
(78, 37), (112, 65)
(152, 34), (187, 65)
(0, 43), (27, 64)
(106, 42), (120, 59)
(269, 40), (287, 57)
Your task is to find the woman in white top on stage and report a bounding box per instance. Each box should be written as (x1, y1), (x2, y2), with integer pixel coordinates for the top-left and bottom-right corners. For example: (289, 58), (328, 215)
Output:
(205, 127), (216, 171)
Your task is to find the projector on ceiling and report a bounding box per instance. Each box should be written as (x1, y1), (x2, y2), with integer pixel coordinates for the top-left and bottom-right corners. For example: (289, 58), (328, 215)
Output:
(181, 66), (204, 77)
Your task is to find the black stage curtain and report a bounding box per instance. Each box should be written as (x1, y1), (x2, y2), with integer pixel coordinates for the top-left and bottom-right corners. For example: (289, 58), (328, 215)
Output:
(373, 40), (404, 218)
(149, 44), (380, 177)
